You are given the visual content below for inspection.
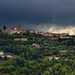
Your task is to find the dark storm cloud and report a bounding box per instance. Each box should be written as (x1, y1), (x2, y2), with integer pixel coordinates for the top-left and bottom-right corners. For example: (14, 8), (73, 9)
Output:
(0, 0), (75, 28)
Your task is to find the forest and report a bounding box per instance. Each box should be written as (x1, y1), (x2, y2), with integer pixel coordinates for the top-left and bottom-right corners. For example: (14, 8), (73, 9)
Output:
(0, 30), (75, 75)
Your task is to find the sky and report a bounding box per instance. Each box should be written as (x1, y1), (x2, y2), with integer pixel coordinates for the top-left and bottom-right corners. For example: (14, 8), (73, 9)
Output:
(0, 0), (75, 35)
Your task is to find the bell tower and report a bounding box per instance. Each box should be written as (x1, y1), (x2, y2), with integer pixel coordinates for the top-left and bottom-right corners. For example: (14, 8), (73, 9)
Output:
(19, 25), (21, 29)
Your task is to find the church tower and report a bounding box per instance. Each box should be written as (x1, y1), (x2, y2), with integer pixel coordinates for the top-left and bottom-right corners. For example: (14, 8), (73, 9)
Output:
(19, 25), (21, 29)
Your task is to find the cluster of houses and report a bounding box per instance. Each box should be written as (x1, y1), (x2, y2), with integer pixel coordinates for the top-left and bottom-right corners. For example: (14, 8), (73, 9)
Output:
(0, 26), (71, 39)
(1, 26), (37, 34)
(44, 56), (60, 60)
(44, 50), (67, 60)
(0, 51), (14, 58)
(38, 32), (69, 37)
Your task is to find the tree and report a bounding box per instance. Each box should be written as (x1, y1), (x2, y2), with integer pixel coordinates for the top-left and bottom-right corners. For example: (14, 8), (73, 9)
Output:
(21, 52), (25, 58)
(54, 64), (62, 71)
(10, 65), (15, 71)
(44, 71), (50, 75)
(43, 57), (51, 68)
(72, 71), (75, 75)
(19, 67), (29, 74)
(1, 66), (11, 73)
(3, 26), (6, 30)
(52, 57), (55, 65)
(26, 51), (29, 59)
(14, 56), (25, 67)
(0, 56), (2, 60)
(44, 57), (50, 64)
(4, 55), (7, 60)
(0, 29), (2, 32)
(65, 59), (72, 66)
(72, 62), (75, 70)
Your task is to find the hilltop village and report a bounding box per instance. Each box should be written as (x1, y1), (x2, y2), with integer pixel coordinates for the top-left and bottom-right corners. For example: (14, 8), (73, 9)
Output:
(0, 26), (75, 75)
(0, 25), (71, 39)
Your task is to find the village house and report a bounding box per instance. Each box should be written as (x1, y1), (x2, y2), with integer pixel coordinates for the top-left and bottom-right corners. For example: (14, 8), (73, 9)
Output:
(51, 38), (58, 40)
(49, 33), (57, 37)
(48, 56), (59, 60)
(13, 38), (28, 41)
(29, 29), (38, 34)
(2, 26), (38, 34)
(6, 53), (14, 58)
(0, 51), (4, 56)
(32, 43), (40, 48)
(60, 36), (70, 39)
(60, 33), (69, 36)
(13, 38), (20, 41)
(20, 29), (28, 33)
(60, 50), (67, 55)
(0, 51), (14, 58)
(37, 32), (70, 38)
(2, 54), (14, 58)
(37, 32), (44, 35)
(43, 33), (49, 36)
(20, 38), (28, 41)
(44, 56), (60, 60)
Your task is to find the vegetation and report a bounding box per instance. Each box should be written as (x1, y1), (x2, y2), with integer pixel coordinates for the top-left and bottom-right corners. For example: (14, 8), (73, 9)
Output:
(0, 32), (75, 75)
(3, 26), (6, 30)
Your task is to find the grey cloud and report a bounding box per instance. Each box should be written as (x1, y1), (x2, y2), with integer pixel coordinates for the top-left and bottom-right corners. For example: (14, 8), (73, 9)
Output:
(0, 0), (75, 28)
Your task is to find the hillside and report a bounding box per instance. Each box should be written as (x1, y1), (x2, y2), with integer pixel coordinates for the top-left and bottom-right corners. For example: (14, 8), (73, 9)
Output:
(0, 32), (75, 75)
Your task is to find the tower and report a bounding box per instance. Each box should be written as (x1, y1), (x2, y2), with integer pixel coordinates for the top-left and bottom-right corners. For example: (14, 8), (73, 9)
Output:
(19, 25), (21, 29)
